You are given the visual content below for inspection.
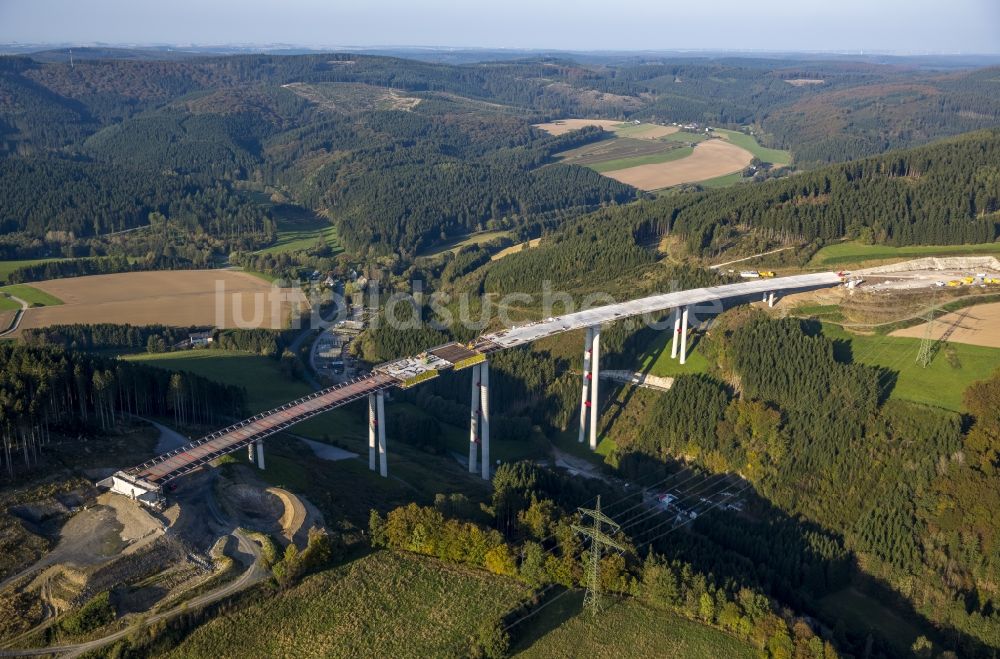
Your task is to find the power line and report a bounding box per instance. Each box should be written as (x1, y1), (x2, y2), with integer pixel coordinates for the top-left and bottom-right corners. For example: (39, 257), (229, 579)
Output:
(502, 480), (751, 633)
(571, 495), (627, 615)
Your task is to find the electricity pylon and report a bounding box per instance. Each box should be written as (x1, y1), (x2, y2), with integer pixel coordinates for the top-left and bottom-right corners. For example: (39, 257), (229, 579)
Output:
(916, 308), (936, 368)
(572, 495), (627, 615)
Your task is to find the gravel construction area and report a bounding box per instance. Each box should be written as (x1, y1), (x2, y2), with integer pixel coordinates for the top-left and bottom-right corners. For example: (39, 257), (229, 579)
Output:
(294, 436), (357, 461)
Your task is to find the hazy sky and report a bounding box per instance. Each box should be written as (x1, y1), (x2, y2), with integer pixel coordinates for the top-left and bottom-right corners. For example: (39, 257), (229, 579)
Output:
(2, 0), (998, 54)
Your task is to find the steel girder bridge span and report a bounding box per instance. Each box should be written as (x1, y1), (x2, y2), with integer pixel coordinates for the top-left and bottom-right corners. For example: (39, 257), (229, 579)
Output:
(107, 272), (844, 507)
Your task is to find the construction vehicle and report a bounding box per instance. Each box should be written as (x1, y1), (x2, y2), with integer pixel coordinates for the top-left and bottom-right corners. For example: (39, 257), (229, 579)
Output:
(946, 280), (962, 287)
(962, 276), (975, 284)
(739, 270), (776, 279)
(758, 270), (776, 278)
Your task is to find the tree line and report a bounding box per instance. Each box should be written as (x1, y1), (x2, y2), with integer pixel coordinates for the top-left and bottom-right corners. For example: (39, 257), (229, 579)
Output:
(0, 343), (245, 480)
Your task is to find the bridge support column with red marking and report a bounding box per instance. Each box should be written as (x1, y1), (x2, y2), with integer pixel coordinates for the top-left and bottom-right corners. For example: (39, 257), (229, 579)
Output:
(368, 393), (377, 471)
(670, 308), (681, 359)
(589, 325), (601, 451)
(376, 390), (387, 478)
(578, 326), (594, 444)
(680, 306), (689, 365)
(256, 441), (265, 470)
(469, 363), (481, 474)
(480, 361), (490, 481)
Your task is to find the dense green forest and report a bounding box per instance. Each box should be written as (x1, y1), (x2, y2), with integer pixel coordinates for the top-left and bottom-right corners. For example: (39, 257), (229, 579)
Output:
(482, 129), (1000, 289)
(599, 309), (1000, 656)
(0, 343), (245, 479)
(2, 50), (999, 270)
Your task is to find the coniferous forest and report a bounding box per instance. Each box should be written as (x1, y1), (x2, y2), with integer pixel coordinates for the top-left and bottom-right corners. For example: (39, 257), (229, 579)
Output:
(1, 46), (1000, 659)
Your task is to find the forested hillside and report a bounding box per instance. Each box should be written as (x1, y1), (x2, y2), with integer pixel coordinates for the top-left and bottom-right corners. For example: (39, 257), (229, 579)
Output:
(2, 51), (999, 271)
(602, 309), (1000, 656)
(484, 129), (1000, 289)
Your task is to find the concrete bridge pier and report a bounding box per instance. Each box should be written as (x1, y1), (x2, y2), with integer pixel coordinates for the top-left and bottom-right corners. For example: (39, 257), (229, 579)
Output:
(255, 441), (265, 470)
(377, 390), (387, 478)
(589, 325), (601, 450)
(247, 443), (255, 463)
(469, 362), (481, 474)
(479, 361), (491, 481)
(670, 308), (681, 359)
(578, 326), (595, 443)
(679, 306), (689, 365)
(768, 292), (776, 308)
(368, 393), (377, 472)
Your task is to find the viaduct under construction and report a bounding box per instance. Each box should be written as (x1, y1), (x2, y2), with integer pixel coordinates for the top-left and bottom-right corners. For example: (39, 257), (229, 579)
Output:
(107, 272), (844, 507)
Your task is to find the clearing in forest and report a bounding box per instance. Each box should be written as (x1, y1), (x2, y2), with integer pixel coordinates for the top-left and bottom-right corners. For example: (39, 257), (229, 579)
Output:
(533, 118), (628, 135)
(12, 270), (306, 335)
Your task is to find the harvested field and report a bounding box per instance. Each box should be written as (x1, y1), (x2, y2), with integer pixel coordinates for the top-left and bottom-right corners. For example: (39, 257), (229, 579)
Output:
(12, 270), (307, 336)
(891, 302), (1000, 348)
(0, 310), (13, 333)
(533, 118), (625, 135)
(603, 139), (753, 190)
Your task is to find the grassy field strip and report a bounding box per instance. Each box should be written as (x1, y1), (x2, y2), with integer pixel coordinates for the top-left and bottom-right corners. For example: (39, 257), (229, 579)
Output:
(809, 241), (1000, 267)
(713, 128), (792, 165)
(590, 146), (693, 173)
(698, 171), (746, 188)
(418, 230), (511, 258)
(256, 216), (341, 256)
(822, 323), (1000, 412)
(0, 284), (64, 307)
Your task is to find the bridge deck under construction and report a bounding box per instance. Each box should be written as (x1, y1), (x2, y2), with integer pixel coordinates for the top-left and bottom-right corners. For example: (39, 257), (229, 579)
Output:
(118, 272), (845, 494)
(127, 373), (397, 484)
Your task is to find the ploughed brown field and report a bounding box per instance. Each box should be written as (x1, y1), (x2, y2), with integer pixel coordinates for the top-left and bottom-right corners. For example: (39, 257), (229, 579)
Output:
(602, 139), (753, 190)
(12, 270), (308, 335)
(0, 310), (14, 333)
(891, 302), (1000, 348)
